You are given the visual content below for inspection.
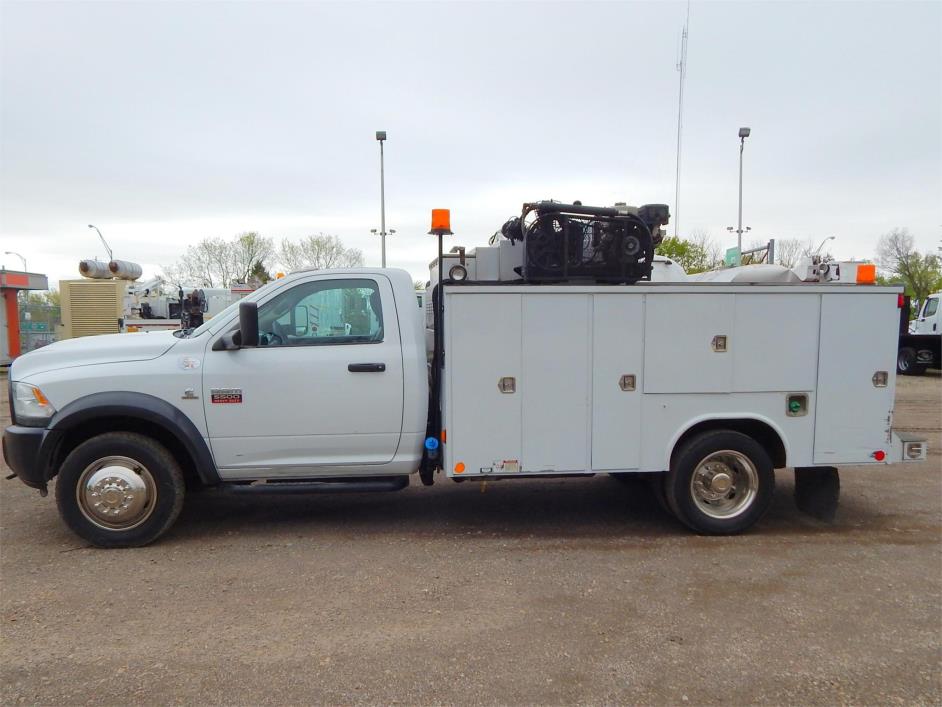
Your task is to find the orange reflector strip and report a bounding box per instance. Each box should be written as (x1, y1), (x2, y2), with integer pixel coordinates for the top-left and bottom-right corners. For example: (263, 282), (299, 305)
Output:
(856, 263), (876, 284)
(31, 388), (50, 406)
(441, 429), (447, 443)
(454, 462), (465, 474)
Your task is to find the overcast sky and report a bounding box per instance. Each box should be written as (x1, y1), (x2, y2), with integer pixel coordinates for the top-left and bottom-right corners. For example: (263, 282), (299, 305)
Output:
(2, 1), (940, 287)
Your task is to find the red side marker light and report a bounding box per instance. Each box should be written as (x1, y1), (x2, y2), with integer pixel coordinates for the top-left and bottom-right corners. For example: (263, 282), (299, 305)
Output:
(872, 450), (886, 461)
(898, 294), (904, 309)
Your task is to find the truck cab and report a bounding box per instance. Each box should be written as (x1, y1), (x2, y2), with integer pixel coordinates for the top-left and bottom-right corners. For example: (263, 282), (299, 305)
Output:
(898, 291), (941, 374)
(911, 292), (940, 334)
(3, 268), (427, 545)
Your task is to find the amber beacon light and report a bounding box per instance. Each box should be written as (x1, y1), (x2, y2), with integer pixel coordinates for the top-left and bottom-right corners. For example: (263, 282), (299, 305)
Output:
(425, 208), (453, 489)
(856, 263), (876, 285)
(429, 209), (453, 236)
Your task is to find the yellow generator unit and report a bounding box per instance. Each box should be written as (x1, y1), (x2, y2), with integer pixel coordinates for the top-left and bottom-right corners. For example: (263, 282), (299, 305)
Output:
(60, 279), (126, 339)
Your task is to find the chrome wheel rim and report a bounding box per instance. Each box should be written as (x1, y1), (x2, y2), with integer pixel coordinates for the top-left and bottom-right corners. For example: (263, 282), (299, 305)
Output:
(690, 450), (759, 519)
(76, 456), (157, 530)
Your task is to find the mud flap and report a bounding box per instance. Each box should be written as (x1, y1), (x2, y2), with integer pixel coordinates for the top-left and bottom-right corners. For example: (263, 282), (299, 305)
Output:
(418, 454), (436, 486)
(794, 467), (840, 521)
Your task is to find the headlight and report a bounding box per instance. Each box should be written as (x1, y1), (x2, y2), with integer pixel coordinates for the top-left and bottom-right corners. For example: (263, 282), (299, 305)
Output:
(12, 382), (56, 427)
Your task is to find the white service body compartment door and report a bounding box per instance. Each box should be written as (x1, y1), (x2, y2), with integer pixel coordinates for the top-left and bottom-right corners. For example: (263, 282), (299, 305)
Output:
(521, 294), (590, 472)
(644, 294), (734, 393)
(732, 294), (820, 392)
(446, 293), (522, 475)
(591, 294), (644, 470)
(814, 293), (898, 464)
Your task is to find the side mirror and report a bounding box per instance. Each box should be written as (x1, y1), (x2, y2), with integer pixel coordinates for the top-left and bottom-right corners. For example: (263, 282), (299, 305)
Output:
(240, 301), (259, 347)
(212, 329), (243, 351)
(293, 305), (309, 336)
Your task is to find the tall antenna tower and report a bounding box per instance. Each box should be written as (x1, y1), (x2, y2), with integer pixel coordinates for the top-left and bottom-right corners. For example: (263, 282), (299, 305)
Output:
(674, 0), (690, 238)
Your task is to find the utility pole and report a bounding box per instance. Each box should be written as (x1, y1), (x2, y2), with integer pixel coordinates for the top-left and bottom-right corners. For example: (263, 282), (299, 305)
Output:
(736, 127), (751, 256)
(674, 0), (690, 238)
(376, 131), (389, 267)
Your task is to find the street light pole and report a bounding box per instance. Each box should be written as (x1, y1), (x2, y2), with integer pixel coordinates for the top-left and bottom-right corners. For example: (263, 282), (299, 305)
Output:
(814, 235), (836, 256)
(736, 127), (751, 256)
(4, 251), (26, 271)
(88, 224), (113, 261)
(376, 131), (388, 267)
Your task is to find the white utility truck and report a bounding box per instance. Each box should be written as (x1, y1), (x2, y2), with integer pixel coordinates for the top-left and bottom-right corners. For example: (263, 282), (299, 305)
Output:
(3, 201), (928, 547)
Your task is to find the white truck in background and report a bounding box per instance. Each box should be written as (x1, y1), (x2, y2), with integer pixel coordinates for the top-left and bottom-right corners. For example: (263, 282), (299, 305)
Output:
(3, 201), (928, 547)
(897, 291), (941, 375)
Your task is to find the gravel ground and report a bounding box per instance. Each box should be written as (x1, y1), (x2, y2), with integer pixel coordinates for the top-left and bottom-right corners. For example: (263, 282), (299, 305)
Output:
(1, 372), (940, 705)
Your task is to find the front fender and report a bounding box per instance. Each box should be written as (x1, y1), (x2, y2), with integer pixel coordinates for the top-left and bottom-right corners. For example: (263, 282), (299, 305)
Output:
(40, 391), (220, 485)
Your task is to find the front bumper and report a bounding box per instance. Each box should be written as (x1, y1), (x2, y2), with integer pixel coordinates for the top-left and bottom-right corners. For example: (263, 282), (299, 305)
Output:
(2, 425), (47, 489)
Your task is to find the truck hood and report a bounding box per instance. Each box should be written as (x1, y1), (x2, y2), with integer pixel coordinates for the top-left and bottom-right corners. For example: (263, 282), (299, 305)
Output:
(11, 331), (179, 381)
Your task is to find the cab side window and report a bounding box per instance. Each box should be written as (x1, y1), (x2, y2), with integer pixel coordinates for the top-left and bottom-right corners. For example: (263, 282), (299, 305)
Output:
(256, 279), (383, 347)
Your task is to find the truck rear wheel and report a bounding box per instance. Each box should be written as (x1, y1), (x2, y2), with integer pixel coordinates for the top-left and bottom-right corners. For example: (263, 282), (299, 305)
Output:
(897, 347), (925, 375)
(664, 430), (774, 535)
(55, 432), (185, 548)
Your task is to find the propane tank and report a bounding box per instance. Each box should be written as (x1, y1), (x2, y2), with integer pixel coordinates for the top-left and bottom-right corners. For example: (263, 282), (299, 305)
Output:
(108, 260), (143, 280)
(78, 260), (113, 279)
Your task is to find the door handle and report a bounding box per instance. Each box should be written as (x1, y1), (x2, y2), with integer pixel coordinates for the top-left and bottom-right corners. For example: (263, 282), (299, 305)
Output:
(348, 363), (386, 372)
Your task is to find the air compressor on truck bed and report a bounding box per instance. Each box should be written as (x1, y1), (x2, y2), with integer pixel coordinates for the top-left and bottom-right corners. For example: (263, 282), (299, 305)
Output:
(3, 201), (928, 547)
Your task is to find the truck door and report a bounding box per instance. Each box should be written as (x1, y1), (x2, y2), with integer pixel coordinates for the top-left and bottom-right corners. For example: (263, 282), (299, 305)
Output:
(914, 295), (939, 334)
(201, 275), (404, 477)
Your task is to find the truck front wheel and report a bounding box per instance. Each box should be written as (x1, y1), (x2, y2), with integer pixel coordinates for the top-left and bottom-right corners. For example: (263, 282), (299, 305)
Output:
(664, 430), (774, 535)
(55, 432), (185, 548)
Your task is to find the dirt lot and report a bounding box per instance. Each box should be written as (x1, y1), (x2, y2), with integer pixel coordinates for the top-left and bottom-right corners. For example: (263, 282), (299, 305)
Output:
(1, 373), (940, 705)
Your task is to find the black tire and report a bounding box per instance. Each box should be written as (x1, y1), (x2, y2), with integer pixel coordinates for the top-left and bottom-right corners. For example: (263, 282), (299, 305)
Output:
(611, 472), (671, 513)
(897, 347), (919, 375)
(664, 430), (774, 535)
(55, 432), (185, 548)
(646, 473), (672, 514)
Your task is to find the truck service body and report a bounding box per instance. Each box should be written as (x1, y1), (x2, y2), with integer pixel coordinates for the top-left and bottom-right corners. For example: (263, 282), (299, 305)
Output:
(3, 251), (929, 546)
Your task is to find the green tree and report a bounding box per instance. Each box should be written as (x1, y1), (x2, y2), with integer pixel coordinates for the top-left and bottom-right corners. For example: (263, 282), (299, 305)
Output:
(278, 233), (363, 272)
(279, 234), (364, 272)
(876, 228), (942, 307)
(774, 238), (815, 269)
(25, 289), (60, 307)
(656, 231), (719, 273)
(163, 232), (274, 287)
(249, 260), (272, 285)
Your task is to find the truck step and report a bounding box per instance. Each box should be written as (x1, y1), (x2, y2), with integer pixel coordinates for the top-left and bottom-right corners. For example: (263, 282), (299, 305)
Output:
(221, 476), (409, 495)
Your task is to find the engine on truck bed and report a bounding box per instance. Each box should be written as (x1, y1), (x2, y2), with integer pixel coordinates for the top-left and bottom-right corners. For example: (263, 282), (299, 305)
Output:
(500, 200), (670, 284)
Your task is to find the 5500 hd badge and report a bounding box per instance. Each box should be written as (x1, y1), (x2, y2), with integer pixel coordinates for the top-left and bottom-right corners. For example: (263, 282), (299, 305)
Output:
(211, 389), (243, 404)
